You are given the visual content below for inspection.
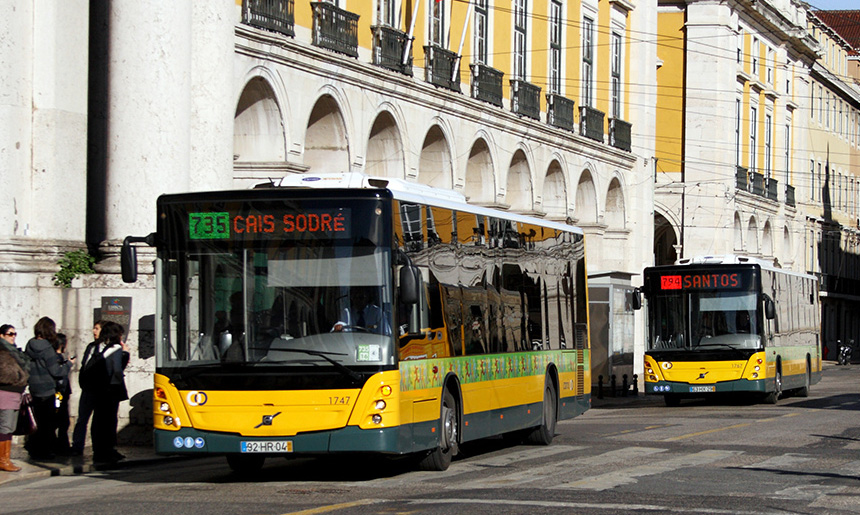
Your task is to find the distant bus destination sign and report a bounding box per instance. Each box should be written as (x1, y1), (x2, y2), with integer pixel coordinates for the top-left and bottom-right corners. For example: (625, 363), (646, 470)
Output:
(659, 272), (744, 291)
(189, 209), (351, 240)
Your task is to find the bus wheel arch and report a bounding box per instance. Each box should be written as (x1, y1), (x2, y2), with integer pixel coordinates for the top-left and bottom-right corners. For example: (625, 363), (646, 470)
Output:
(764, 359), (782, 404)
(418, 375), (461, 471)
(527, 366), (559, 445)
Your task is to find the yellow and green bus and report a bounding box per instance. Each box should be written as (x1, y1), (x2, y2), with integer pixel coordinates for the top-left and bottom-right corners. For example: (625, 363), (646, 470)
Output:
(639, 255), (821, 406)
(122, 173), (590, 472)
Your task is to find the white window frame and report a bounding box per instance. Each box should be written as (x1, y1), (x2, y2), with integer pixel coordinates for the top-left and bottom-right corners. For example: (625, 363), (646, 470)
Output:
(428, 0), (446, 48)
(377, 0), (397, 27)
(473, 0), (489, 65)
(582, 15), (595, 107)
(764, 112), (772, 178)
(513, 0), (528, 80)
(548, 0), (563, 95)
(750, 105), (758, 172)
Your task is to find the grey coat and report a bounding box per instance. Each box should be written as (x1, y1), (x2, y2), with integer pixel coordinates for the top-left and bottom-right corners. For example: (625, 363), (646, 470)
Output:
(25, 337), (71, 399)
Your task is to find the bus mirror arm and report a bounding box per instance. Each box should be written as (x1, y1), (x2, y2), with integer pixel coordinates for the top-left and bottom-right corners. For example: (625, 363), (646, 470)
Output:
(399, 264), (421, 305)
(121, 233), (156, 284)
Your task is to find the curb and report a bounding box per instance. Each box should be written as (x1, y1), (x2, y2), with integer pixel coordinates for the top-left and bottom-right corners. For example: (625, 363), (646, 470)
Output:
(0, 454), (189, 486)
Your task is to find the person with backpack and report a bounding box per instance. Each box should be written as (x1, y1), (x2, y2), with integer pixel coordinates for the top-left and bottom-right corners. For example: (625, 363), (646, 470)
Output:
(71, 320), (105, 457)
(80, 321), (129, 465)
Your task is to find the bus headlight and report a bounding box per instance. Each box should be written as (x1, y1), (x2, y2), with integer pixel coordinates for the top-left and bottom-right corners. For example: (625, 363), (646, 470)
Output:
(159, 402), (171, 413)
(662, 362), (673, 369)
(754, 366), (760, 372)
(163, 416), (175, 426)
(375, 400), (387, 410)
(372, 414), (382, 424)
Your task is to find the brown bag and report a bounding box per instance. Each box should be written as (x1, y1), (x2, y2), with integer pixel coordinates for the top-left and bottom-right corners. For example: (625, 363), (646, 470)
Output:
(14, 393), (37, 436)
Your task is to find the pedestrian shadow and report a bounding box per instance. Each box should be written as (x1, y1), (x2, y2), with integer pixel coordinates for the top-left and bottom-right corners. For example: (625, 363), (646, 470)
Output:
(728, 466), (860, 483)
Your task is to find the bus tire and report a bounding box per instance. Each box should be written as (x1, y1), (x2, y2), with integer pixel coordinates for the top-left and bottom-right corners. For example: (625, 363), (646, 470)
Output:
(226, 454), (265, 474)
(664, 394), (681, 407)
(419, 389), (459, 471)
(764, 366), (782, 404)
(527, 378), (557, 445)
(796, 360), (811, 398)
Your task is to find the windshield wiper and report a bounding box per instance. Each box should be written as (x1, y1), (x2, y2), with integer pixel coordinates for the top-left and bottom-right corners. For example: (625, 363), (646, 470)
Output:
(694, 342), (750, 353)
(266, 348), (363, 383)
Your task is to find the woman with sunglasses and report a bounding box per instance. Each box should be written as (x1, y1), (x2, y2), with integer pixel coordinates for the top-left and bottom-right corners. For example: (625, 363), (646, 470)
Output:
(0, 324), (29, 471)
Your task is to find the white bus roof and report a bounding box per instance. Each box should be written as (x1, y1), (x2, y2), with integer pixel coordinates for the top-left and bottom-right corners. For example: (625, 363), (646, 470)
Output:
(674, 255), (817, 281)
(274, 172), (582, 235)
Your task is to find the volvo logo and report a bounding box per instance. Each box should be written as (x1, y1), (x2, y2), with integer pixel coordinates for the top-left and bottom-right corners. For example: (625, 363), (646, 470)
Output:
(186, 391), (208, 406)
(255, 412), (282, 428)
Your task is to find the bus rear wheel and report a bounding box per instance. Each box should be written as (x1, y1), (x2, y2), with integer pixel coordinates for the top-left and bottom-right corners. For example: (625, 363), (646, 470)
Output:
(527, 379), (557, 445)
(226, 454), (265, 474)
(418, 389), (459, 471)
(795, 361), (811, 398)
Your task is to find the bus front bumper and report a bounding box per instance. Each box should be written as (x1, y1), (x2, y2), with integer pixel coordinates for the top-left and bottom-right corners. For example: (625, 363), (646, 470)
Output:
(646, 379), (767, 395)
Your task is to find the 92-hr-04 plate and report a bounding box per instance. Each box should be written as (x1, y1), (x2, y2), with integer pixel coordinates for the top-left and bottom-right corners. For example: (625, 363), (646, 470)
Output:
(241, 441), (293, 453)
(689, 385), (716, 393)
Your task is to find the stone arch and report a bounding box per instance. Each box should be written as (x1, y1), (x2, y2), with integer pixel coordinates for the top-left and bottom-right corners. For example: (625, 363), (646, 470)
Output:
(234, 77), (286, 162)
(654, 211), (678, 266)
(542, 160), (567, 219)
(366, 110), (405, 178)
(506, 149), (533, 211)
(574, 169), (598, 224)
(783, 225), (792, 262)
(418, 125), (453, 189)
(464, 138), (495, 203)
(762, 220), (773, 257)
(305, 94), (350, 173)
(605, 177), (626, 229)
(746, 216), (759, 255)
(733, 212), (743, 251)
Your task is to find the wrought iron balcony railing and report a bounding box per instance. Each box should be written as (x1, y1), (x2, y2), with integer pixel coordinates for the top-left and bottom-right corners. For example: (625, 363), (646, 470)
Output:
(609, 118), (632, 151)
(736, 166), (749, 190)
(765, 177), (779, 201)
(371, 25), (412, 76)
(546, 94), (574, 131)
(470, 63), (503, 107)
(423, 45), (460, 92)
(580, 105), (605, 142)
(785, 184), (796, 207)
(750, 171), (765, 196)
(510, 80), (540, 120)
(242, 0), (295, 37)
(311, 2), (359, 58)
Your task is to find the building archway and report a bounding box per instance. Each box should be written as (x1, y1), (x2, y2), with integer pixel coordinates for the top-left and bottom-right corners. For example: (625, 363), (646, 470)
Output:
(654, 212), (678, 265)
(605, 178), (626, 229)
(574, 170), (598, 224)
(506, 149), (533, 211)
(418, 125), (453, 189)
(234, 77), (286, 162)
(305, 94), (349, 173)
(542, 160), (567, 220)
(366, 111), (404, 178)
(464, 138), (495, 203)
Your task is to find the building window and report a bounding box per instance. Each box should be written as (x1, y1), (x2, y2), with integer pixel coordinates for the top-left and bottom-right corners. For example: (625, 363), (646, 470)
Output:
(825, 93), (830, 129)
(784, 122), (790, 186)
(735, 98), (742, 167)
(766, 48), (773, 84)
(810, 159), (815, 202)
(737, 26), (743, 64)
(582, 16), (594, 107)
(377, 0), (396, 26)
(818, 85), (823, 123)
(474, 0), (488, 64)
(549, 0), (562, 94)
(764, 113), (772, 177)
(750, 106), (757, 172)
(751, 37), (758, 76)
(513, 0), (527, 80)
(429, 0), (445, 47)
(611, 32), (622, 118)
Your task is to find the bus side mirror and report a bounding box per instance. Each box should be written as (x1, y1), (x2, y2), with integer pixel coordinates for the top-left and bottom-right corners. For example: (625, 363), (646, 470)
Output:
(399, 265), (420, 304)
(121, 238), (138, 283)
(631, 289), (642, 310)
(764, 295), (775, 320)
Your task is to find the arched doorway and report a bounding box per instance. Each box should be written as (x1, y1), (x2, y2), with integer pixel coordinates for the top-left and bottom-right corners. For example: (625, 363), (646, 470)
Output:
(654, 212), (677, 265)
(305, 95), (349, 173)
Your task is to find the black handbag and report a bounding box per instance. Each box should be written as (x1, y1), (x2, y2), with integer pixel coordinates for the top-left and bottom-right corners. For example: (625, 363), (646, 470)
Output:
(14, 393), (37, 436)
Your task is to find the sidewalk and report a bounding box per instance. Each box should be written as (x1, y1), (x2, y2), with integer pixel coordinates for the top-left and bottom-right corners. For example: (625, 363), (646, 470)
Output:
(0, 441), (171, 486)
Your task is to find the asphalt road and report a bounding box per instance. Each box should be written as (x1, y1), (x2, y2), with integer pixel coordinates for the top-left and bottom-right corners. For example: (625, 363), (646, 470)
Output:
(3, 362), (860, 514)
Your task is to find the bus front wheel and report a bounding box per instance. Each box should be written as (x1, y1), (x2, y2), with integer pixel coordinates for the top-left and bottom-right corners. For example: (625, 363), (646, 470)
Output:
(419, 389), (459, 471)
(764, 367), (782, 404)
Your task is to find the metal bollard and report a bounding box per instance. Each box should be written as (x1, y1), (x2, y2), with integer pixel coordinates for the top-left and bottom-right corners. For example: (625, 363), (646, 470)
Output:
(632, 374), (639, 394)
(622, 374), (629, 397)
(610, 374), (617, 397)
(597, 375), (604, 399)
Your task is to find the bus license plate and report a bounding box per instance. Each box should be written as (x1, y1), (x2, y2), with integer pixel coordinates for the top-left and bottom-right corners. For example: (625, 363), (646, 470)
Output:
(689, 386), (715, 393)
(241, 441), (293, 453)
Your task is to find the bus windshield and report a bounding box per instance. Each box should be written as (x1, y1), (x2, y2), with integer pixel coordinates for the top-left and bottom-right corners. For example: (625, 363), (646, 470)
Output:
(649, 290), (761, 351)
(156, 196), (395, 370)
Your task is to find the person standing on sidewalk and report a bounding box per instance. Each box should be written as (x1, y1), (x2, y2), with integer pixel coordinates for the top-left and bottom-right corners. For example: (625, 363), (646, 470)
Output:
(71, 320), (105, 457)
(0, 324), (29, 472)
(85, 322), (129, 465)
(24, 317), (73, 460)
(53, 333), (73, 455)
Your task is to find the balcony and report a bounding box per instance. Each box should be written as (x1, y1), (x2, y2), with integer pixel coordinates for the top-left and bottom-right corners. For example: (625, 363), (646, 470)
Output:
(750, 171), (765, 196)
(242, 0), (294, 37)
(371, 25), (413, 76)
(736, 166), (749, 190)
(510, 80), (540, 120)
(609, 118), (632, 152)
(765, 177), (779, 201)
(470, 64), (503, 107)
(580, 105), (605, 143)
(311, 2), (359, 58)
(785, 184), (796, 207)
(546, 94), (574, 132)
(423, 45), (460, 92)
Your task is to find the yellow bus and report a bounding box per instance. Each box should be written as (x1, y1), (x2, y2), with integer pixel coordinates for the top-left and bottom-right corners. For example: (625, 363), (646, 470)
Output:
(639, 255), (821, 406)
(122, 173), (590, 472)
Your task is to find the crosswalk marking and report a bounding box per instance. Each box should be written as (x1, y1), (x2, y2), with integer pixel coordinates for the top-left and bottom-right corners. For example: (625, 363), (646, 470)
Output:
(742, 453), (812, 470)
(454, 447), (667, 489)
(552, 449), (742, 491)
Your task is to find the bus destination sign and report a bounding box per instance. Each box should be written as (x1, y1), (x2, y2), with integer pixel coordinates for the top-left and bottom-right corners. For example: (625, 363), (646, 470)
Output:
(188, 209), (351, 240)
(659, 272), (743, 291)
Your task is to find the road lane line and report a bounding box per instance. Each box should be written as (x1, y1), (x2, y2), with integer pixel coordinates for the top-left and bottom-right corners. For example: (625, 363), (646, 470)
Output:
(407, 497), (779, 514)
(663, 413), (799, 442)
(282, 499), (382, 514)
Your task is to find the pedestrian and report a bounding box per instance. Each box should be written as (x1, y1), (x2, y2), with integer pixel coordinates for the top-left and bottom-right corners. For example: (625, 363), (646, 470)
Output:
(53, 333), (73, 455)
(86, 321), (129, 465)
(0, 324), (29, 472)
(71, 320), (106, 457)
(24, 317), (72, 460)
